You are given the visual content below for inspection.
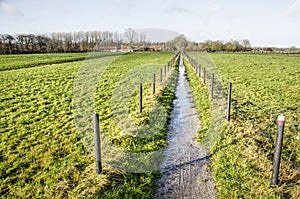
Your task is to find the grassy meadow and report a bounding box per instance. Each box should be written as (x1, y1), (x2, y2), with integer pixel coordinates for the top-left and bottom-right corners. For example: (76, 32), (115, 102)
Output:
(0, 53), (89, 71)
(186, 52), (300, 198)
(0, 52), (179, 198)
(1, 51), (299, 198)
(211, 53), (300, 198)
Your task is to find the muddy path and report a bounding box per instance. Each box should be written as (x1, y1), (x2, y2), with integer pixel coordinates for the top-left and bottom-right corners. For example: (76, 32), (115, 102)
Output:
(155, 55), (215, 199)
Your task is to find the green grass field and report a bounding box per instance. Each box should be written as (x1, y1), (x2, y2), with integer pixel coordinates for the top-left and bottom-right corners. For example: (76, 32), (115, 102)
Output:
(186, 52), (300, 198)
(1, 52), (299, 198)
(0, 53), (90, 71)
(0, 52), (179, 198)
(183, 58), (211, 142)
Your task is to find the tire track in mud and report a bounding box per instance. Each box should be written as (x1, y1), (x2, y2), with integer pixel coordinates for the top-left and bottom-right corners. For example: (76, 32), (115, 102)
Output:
(155, 55), (215, 199)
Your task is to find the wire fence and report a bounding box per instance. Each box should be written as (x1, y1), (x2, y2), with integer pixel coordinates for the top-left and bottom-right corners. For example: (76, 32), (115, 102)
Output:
(184, 51), (228, 149)
(88, 52), (181, 173)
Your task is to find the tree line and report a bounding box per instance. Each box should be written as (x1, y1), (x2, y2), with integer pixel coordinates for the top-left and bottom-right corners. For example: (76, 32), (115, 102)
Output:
(2, 29), (299, 54)
(165, 35), (252, 52)
(0, 29), (258, 54)
(197, 39), (252, 52)
(0, 30), (139, 54)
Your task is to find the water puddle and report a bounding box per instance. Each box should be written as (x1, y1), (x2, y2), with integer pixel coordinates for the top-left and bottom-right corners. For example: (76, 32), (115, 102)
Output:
(155, 55), (215, 199)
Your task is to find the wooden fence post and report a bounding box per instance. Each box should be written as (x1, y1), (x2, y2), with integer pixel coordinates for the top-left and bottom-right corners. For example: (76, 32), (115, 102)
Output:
(93, 113), (102, 174)
(153, 74), (155, 95)
(271, 114), (285, 186)
(226, 82), (232, 121)
(211, 73), (214, 100)
(139, 83), (142, 113)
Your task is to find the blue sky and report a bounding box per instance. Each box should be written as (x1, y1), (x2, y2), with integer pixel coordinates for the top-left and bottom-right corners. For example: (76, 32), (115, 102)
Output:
(0, 0), (300, 47)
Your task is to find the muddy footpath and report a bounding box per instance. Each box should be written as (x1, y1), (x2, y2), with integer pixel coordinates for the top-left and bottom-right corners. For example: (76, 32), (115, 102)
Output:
(155, 55), (216, 199)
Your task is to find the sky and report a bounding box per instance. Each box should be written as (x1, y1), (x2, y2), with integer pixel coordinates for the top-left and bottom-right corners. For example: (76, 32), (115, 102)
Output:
(0, 0), (300, 47)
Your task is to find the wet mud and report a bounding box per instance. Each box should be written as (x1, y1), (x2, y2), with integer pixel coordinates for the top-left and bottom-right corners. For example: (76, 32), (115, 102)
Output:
(155, 55), (215, 199)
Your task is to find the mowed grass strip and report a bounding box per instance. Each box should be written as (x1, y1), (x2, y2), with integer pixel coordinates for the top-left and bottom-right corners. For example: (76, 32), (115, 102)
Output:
(0, 53), (88, 71)
(0, 52), (177, 198)
(94, 52), (179, 198)
(183, 57), (211, 142)
(95, 52), (176, 151)
(207, 53), (300, 198)
(0, 60), (94, 198)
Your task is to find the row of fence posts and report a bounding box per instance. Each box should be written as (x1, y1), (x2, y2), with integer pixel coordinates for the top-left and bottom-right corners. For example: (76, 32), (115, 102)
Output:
(184, 52), (286, 186)
(184, 52), (233, 121)
(93, 52), (285, 187)
(92, 53), (179, 174)
(140, 53), (179, 113)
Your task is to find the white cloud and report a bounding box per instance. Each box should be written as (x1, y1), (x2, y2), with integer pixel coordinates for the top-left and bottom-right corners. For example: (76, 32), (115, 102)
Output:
(112, 0), (127, 3)
(285, 0), (300, 16)
(209, 3), (221, 13)
(0, 1), (23, 17)
(165, 4), (189, 14)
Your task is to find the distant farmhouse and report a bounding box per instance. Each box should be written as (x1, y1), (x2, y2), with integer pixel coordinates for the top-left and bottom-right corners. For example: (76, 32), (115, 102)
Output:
(99, 44), (164, 52)
(99, 45), (119, 52)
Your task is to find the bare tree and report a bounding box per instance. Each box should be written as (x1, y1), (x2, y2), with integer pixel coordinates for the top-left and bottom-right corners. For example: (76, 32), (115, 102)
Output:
(114, 32), (122, 44)
(289, 45), (297, 52)
(166, 35), (188, 52)
(241, 39), (251, 51)
(36, 35), (49, 53)
(139, 32), (147, 46)
(124, 28), (137, 49)
(0, 35), (3, 54)
(16, 34), (26, 53)
(3, 34), (15, 54)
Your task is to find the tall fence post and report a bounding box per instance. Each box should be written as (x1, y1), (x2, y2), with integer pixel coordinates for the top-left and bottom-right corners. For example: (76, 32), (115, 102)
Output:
(93, 113), (102, 174)
(271, 114), (285, 186)
(153, 73), (155, 95)
(211, 73), (214, 101)
(226, 82), (232, 121)
(203, 68), (206, 84)
(164, 65), (167, 77)
(198, 65), (201, 77)
(160, 68), (163, 82)
(139, 83), (142, 113)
